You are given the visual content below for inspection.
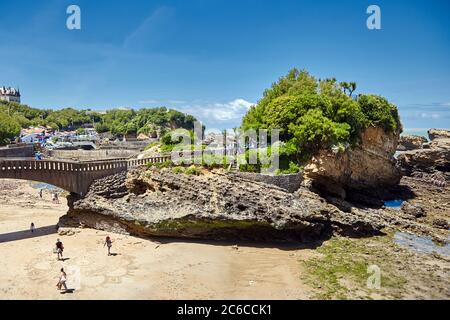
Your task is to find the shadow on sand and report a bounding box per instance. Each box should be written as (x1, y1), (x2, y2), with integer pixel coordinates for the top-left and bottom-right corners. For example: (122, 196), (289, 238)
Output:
(60, 289), (75, 294)
(0, 225), (58, 244)
(145, 235), (331, 252)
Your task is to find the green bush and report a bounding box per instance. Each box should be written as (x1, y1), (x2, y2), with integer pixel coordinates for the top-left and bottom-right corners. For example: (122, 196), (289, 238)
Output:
(276, 161), (303, 175)
(185, 165), (202, 176)
(144, 141), (160, 151)
(146, 160), (172, 169)
(241, 68), (402, 166)
(0, 111), (21, 145)
(172, 166), (185, 174)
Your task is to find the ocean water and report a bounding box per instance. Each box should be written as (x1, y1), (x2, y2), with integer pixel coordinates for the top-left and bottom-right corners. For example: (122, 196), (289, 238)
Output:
(401, 129), (429, 139)
(384, 199), (404, 210)
(31, 182), (61, 191)
(394, 232), (450, 257)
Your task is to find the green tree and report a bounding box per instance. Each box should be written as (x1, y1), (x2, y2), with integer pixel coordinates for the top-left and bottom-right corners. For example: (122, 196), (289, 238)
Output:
(240, 68), (402, 170)
(0, 111), (21, 145)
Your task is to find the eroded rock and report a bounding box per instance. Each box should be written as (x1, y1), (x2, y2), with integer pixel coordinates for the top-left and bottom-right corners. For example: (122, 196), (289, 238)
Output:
(304, 127), (401, 198)
(397, 138), (450, 175)
(60, 167), (390, 241)
(398, 135), (427, 151)
(428, 128), (450, 141)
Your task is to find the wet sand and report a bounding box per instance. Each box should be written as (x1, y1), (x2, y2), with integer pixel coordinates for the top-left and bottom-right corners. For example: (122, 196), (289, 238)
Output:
(0, 180), (313, 299)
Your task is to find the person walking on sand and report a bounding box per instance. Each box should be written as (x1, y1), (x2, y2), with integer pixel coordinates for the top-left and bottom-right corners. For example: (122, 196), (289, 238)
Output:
(104, 236), (113, 256)
(39, 189), (43, 199)
(55, 239), (64, 261)
(52, 192), (60, 204)
(56, 268), (68, 291)
(30, 222), (35, 233)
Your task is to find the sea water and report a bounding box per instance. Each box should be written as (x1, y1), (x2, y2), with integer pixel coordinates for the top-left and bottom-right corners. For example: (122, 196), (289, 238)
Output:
(31, 182), (61, 191)
(384, 199), (404, 210)
(394, 232), (450, 257)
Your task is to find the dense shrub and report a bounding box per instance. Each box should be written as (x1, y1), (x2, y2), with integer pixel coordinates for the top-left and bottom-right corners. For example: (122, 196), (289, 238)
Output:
(0, 111), (21, 145)
(241, 68), (402, 166)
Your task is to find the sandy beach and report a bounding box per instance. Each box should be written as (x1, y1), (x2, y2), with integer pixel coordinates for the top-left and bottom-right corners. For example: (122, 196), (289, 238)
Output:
(0, 179), (313, 300)
(1, 179), (448, 300)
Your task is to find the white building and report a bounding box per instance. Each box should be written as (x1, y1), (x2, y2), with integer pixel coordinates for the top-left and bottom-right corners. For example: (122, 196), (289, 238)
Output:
(0, 86), (21, 103)
(20, 133), (40, 144)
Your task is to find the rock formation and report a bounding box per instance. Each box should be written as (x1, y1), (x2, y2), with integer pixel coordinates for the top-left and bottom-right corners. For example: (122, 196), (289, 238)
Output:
(304, 127), (401, 199)
(428, 128), (450, 140)
(57, 127), (449, 244)
(60, 167), (395, 241)
(397, 135), (427, 151)
(397, 136), (450, 176)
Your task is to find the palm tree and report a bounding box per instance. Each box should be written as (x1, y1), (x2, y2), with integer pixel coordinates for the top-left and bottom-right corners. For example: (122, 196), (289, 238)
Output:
(339, 82), (349, 95)
(348, 82), (357, 97)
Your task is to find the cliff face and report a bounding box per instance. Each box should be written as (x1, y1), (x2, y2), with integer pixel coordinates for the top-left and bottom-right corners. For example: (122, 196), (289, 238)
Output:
(60, 165), (448, 243)
(397, 130), (450, 187)
(304, 127), (401, 198)
(398, 135), (428, 151)
(61, 167), (391, 241)
(428, 128), (450, 140)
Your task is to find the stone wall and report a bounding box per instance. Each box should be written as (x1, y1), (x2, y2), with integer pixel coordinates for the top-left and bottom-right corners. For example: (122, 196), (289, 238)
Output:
(229, 171), (303, 193)
(0, 144), (34, 158)
(99, 140), (153, 151)
(48, 149), (139, 161)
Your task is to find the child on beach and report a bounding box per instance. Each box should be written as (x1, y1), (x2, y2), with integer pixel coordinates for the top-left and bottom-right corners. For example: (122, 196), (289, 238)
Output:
(104, 236), (113, 256)
(30, 222), (35, 233)
(56, 268), (67, 291)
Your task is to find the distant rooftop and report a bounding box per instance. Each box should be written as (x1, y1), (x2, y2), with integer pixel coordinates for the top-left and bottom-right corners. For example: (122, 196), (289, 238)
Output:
(0, 86), (21, 97)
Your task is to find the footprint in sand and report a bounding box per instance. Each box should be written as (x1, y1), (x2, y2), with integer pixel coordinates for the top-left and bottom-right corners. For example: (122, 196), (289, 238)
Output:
(33, 260), (52, 271)
(83, 275), (106, 287)
(106, 276), (121, 284)
(108, 267), (128, 277)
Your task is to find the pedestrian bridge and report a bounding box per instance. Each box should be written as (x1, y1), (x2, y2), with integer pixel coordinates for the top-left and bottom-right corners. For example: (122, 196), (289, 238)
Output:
(0, 156), (171, 195)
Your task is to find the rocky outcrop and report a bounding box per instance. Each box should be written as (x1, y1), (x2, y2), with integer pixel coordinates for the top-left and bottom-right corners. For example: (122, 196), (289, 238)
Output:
(397, 138), (450, 176)
(304, 127), (401, 199)
(60, 167), (393, 242)
(398, 135), (427, 151)
(58, 166), (449, 243)
(428, 128), (450, 141)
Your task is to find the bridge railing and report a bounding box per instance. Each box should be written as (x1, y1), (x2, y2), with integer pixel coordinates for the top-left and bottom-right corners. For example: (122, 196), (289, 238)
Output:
(127, 155), (172, 168)
(0, 155), (175, 173)
(0, 159), (129, 173)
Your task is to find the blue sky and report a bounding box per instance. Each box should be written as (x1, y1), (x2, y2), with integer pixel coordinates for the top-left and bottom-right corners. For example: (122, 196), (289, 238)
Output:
(1, 0), (449, 130)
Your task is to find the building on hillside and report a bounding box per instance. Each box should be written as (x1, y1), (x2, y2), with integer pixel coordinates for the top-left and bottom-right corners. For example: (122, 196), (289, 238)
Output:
(0, 86), (21, 103)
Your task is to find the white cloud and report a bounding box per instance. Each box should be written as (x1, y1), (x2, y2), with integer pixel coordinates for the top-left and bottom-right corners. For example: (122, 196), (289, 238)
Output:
(167, 100), (187, 104)
(182, 98), (254, 122)
(419, 112), (441, 119)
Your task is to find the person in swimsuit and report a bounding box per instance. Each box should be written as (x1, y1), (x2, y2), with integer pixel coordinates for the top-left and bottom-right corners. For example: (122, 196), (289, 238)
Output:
(104, 236), (113, 256)
(57, 268), (68, 291)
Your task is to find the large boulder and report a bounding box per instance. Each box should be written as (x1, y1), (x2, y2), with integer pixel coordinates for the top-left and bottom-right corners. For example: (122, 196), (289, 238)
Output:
(428, 128), (450, 141)
(398, 135), (427, 151)
(59, 167), (388, 241)
(397, 137), (450, 174)
(304, 127), (401, 198)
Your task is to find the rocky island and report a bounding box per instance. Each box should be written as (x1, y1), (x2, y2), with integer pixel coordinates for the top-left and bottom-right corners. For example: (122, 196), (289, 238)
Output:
(1, 69), (448, 300)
